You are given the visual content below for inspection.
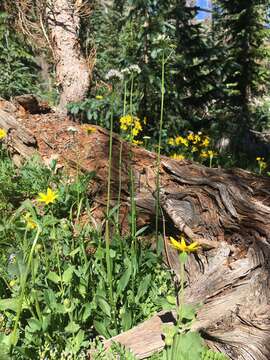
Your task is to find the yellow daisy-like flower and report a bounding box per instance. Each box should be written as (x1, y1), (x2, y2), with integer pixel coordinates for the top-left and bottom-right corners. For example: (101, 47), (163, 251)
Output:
(83, 125), (97, 134)
(132, 139), (143, 145)
(170, 236), (199, 253)
(95, 95), (103, 100)
(168, 138), (175, 146)
(37, 188), (58, 205)
(187, 133), (194, 141)
(23, 213), (37, 230)
(175, 136), (189, 147)
(208, 150), (217, 158)
(193, 134), (201, 144)
(201, 137), (210, 147)
(200, 150), (209, 158)
(171, 153), (185, 161)
(0, 128), (7, 140)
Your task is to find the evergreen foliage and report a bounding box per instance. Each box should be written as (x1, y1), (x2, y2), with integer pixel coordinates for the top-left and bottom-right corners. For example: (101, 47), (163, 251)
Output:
(215, 0), (270, 138)
(0, 12), (39, 99)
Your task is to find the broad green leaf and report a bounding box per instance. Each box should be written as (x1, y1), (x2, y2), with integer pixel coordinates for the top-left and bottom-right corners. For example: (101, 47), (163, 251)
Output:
(179, 304), (196, 322)
(65, 321), (80, 333)
(0, 298), (19, 312)
(27, 318), (42, 333)
(117, 259), (132, 294)
(166, 295), (176, 305)
(121, 309), (132, 331)
(97, 297), (111, 317)
(93, 320), (110, 338)
(62, 266), (74, 284)
(173, 331), (203, 360)
(47, 271), (61, 284)
(135, 274), (151, 302)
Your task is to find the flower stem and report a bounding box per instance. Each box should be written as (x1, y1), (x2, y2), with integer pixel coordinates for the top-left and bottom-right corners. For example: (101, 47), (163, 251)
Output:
(155, 50), (165, 245)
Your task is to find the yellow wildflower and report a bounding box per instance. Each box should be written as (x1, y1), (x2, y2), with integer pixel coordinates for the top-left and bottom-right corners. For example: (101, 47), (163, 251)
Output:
(170, 236), (199, 253)
(132, 139), (143, 145)
(256, 157), (267, 173)
(200, 150), (217, 158)
(191, 146), (198, 153)
(175, 136), (189, 147)
(120, 115), (143, 137)
(0, 128), (7, 140)
(201, 137), (210, 147)
(37, 188), (58, 205)
(187, 133), (194, 141)
(168, 138), (175, 146)
(23, 213), (37, 230)
(208, 150), (217, 158)
(200, 150), (209, 158)
(95, 95), (103, 100)
(83, 125), (97, 134)
(171, 154), (185, 160)
(193, 134), (201, 144)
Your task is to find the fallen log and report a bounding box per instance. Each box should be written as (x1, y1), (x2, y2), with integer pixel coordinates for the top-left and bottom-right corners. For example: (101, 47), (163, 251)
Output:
(0, 100), (270, 360)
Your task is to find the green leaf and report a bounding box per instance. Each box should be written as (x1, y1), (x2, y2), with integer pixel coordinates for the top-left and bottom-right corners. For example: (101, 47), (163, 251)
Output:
(65, 321), (80, 334)
(27, 318), (42, 333)
(0, 298), (19, 312)
(180, 304), (197, 321)
(47, 271), (61, 284)
(62, 266), (74, 284)
(121, 309), (132, 331)
(166, 295), (176, 305)
(117, 259), (132, 294)
(135, 274), (151, 302)
(97, 297), (111, 317)
(93, 320), (110, 338)
(173, 331), (203, 360)
(135, 226), (149, 237)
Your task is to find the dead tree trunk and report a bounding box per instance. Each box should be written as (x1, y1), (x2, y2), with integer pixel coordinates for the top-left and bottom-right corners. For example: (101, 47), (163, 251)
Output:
(46, 0), (91, 113)
(0, 100), (270, 359)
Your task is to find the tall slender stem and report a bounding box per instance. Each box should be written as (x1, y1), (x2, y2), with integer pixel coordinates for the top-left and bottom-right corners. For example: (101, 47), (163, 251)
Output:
(155, 51), (165, 245)
(105, 91), (115, 323)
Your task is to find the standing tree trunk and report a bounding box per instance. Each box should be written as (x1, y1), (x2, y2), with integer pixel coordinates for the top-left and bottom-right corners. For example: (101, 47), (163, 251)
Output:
(47, 0), (90, 113)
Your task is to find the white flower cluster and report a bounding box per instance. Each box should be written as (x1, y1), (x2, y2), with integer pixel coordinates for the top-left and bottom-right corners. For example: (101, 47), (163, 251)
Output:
(105, 69), (123, 81)
(128, 64), (141, 74)
(121, 64), (141, 76)
(154, 34), (170, 45)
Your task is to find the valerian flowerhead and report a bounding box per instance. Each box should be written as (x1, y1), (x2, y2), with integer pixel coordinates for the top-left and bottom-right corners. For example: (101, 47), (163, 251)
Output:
(105, 69), (123, 81)
(128, 64), (141, 74)
(0, 128), (7, 140)
(170, 236), (199, 253)
(37, 188), (58, 205)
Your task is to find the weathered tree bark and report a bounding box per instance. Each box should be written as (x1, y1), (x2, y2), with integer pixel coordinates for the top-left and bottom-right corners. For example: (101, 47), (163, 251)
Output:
(0, 101), (270, 360)
(46, 0), (90, 113)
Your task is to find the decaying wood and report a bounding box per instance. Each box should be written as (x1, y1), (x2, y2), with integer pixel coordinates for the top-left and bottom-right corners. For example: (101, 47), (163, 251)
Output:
(0, 101), (270, 360)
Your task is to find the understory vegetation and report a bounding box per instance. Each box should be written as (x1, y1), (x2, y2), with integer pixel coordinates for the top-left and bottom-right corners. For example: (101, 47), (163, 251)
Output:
(0, 0), (270, 359)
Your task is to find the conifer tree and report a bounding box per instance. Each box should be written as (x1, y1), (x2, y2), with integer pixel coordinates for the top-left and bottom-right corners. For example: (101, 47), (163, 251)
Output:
(215, 0), (270, 145)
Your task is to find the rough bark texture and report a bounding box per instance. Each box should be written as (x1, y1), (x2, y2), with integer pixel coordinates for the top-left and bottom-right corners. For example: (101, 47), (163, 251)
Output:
(47, 0), (90, 113)
(1, 99), (270, 360)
